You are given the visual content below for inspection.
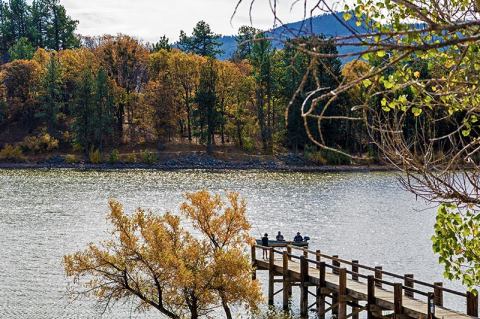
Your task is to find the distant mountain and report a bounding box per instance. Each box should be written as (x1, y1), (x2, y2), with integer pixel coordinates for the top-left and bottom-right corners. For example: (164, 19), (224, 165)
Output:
(218, 12), (363, 61)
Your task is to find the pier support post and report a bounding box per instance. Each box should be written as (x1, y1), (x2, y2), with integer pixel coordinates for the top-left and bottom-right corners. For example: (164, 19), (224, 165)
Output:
(317, 261), (326, 319)
(467, 291), (478, 317)
(282, 251), (290, 311)
(394, 283), (403, 318)
(300, 256), (309, 318)
(404, 274), (414, 298)
(338, 268), (347, 319)
(367, 275), (376, 319)
(251, 245), (256, 280)
(268, 247), (274, 306)
(434, 282), (443, 307)
(316, 250), (321, 268)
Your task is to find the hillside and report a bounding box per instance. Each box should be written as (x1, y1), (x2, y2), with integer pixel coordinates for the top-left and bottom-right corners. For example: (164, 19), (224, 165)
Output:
(218, 12), (363, 60)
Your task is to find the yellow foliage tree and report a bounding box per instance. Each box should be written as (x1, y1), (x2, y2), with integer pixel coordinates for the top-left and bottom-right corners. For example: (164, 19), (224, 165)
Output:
(64, 191), (262, 319)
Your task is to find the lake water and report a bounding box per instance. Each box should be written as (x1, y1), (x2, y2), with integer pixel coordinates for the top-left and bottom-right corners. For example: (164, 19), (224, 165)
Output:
(0, 169), (466, 318)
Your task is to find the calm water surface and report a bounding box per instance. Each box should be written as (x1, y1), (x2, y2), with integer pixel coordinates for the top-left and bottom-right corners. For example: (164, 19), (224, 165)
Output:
(0, 169), (464, 318)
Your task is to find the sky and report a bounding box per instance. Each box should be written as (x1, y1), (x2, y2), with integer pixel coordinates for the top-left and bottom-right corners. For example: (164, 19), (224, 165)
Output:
(60, 0), (339, 43)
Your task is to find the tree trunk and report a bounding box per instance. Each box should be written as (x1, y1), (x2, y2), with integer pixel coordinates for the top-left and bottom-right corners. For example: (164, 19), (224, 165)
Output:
(236, 121), (243, 148)
(185, 90), (192, 142)
(256, 88), (268, 153)
(220, 98), (225, 144)
(220, 292), (233, 319)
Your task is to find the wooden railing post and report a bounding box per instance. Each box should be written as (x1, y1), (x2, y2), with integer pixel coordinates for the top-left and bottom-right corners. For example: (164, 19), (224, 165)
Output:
(251, 245), (256, 280)
(317, 261), (326, 319)
(404, 274), (414, 298)
(351, 260), (359, 319)
(467, 291), (478, 317)
(338, 268), (347, 319)
(352, 260), (359, 281)
(282, 251), (290, 311)
(332, 255), (340, 275)
(394, 283), (403, 318)
(268, 247), (274, 306)
(433, 282), (443, 307)
(332, 255), (339, 316)
(367, 275), (375, 319)
(374, 266), (383, 288)
(303, 248), (308, 259)
(316, 249), (321, 269)
(287, 245), (292, 260)
(427, 292), (434, 319)
(300, 256), (309, 318)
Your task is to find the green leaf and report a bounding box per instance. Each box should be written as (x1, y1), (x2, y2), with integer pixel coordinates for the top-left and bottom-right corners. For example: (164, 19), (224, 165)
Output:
(343, 13), (352, 21)
(412, 107), (422, 117)
(377, 50), (386, 58)
(362, 79), (372, 88)
(383, 80), (394, 89)
(381, 97), (387, 107)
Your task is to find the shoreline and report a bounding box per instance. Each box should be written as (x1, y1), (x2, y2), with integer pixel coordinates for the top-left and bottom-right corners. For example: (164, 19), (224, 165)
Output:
(0, 162), (395, 173)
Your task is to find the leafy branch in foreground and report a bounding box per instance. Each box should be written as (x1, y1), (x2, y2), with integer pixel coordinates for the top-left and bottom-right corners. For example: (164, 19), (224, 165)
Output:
(233, 0), (480, 288)
(64, 191), (262, 318)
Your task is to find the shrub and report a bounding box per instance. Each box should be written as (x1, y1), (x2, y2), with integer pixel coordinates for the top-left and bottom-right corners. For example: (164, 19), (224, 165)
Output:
(88, 148), (102, 164)
(108, 149), (120, 164)
(22, 132), (59, 153)
(71, 142), (83, 153)
(321, 149), (351, 165)
(64, 154), (78, 164)
(304, 145), (351, 166)
(125, 152), (137, 163)
(304, 150), (327, 165)
(141, 150), (158, 165)
(0, 144), (25, 162)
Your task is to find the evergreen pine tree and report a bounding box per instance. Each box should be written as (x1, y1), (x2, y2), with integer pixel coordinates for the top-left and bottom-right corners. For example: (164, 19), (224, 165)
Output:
(40, 54), (62, 133)
(195, 58), (218, 153)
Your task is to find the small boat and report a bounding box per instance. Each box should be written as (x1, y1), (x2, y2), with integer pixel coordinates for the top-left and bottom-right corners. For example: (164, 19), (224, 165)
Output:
(256, 239), (309, 247)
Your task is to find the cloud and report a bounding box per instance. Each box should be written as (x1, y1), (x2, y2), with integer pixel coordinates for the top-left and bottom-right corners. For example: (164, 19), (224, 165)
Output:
(60, 0), (310, 42)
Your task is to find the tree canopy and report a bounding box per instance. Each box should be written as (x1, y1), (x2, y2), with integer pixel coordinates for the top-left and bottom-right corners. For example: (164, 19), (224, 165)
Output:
(64, 191), (262, 318)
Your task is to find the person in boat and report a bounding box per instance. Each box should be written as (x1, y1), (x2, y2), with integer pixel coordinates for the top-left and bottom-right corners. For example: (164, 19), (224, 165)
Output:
(261, 233), (269, 259)
(294, 232), (304, 242)
(276, 231), (285, 241)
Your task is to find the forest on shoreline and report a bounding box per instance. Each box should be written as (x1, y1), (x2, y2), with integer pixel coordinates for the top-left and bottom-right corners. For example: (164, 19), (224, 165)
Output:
(0, 0), (375, 166)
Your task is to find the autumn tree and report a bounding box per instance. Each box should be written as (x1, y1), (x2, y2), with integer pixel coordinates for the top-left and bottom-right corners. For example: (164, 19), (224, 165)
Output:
(224, 69), (257, 150)
(64, 191), (262, 319)
(0, 59), (40, 129)
(178, 21), (223, 58)
(96, 35), (149, 142)
(169, 50), (204, 142)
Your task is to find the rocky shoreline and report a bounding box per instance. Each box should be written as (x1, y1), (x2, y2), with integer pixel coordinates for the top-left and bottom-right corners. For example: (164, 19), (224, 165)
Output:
(0, 153), (393, 172)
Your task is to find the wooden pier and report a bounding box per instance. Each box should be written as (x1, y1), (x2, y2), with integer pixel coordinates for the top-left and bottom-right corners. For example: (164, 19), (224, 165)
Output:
(251, 244), (479, 319)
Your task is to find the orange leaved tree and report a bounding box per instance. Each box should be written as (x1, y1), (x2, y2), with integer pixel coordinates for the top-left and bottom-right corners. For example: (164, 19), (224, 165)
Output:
(63, 191), (262, 319)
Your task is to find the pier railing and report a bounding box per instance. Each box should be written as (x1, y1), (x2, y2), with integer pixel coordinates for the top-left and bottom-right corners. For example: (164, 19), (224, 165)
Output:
(251, 244), (478, 318)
